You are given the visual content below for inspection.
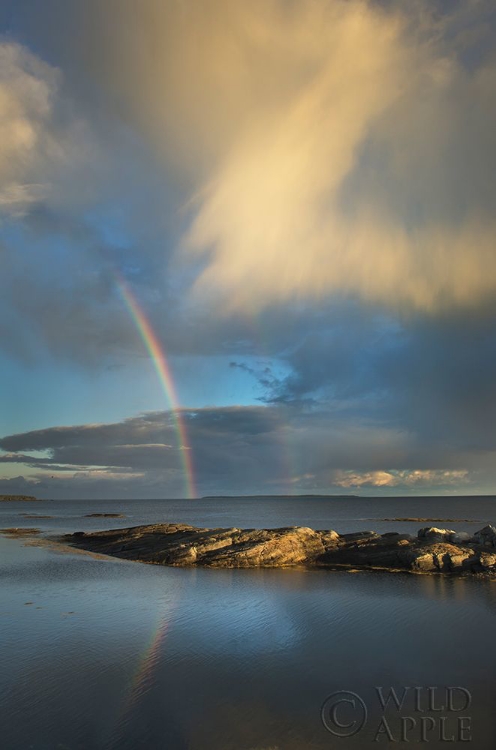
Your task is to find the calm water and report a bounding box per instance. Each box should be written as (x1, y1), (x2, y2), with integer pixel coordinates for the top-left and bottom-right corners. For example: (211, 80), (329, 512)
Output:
(2, 496), (496, 749)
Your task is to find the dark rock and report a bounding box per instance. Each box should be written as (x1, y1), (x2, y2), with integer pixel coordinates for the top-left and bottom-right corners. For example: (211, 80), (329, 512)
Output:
(473, 525), (496, 548)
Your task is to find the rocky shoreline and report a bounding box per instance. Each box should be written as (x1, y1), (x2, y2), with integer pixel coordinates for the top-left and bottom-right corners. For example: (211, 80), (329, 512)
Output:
(66, 522), (496, 576)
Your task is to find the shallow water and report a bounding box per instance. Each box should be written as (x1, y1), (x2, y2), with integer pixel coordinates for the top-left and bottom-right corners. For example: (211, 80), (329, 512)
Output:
(2, 496), (496, 749)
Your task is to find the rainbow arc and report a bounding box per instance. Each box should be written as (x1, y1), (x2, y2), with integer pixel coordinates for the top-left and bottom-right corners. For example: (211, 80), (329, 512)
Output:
(115, 273), (197, 499)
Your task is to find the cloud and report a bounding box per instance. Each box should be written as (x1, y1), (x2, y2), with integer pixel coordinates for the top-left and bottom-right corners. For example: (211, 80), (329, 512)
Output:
(0, 37), (282, 368)
(0, 413), (179, 451)
(0, 182), (47, 216)
(0, 405), (493, 498)
(181, 2), (496, 314)
(332, 469), (469, 489)
(0, 444), (175, 471)
(2, 2), (496, 366)
(0, 41), (135, 364)
(50, 0), (495, 315)
(0, 42), (57, 216)
(0, 41), (104, 219)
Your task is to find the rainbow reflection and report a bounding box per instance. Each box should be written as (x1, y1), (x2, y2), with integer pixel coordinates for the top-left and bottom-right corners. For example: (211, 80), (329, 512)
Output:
(105, 606), (176, 750)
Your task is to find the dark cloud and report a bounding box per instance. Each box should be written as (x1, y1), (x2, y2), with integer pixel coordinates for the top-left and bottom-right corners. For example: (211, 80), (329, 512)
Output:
(240, 310), (496, 459)
(0, 412), (174, 452)
(1, 403), (493, 498)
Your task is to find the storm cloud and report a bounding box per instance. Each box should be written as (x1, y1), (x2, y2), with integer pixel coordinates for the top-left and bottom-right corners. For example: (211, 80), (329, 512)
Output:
(8, 0), (494, 314)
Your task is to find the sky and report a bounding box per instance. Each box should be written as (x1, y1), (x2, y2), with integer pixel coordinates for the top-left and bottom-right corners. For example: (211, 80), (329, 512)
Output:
(0, 0), (495, 499)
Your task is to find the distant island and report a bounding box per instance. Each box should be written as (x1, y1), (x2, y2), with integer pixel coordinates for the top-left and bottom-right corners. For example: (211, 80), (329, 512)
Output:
(66, 522), (496, 576)
(0, 495), (39, 502)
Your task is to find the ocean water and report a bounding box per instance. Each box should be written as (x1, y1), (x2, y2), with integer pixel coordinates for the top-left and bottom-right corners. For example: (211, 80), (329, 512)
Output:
(1, 496), (496, 749)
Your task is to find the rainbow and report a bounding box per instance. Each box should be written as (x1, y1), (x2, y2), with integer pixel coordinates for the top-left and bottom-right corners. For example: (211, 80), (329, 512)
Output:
(115, 272), (197, 498)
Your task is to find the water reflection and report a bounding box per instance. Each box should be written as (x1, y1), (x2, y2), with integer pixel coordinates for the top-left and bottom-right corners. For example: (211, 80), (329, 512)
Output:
(2, 499), (496, 749)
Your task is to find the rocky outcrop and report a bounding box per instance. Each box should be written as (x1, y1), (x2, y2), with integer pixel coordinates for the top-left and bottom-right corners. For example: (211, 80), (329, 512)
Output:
(66, 523), (496, 576)
(0, 495), (38, 502)
(1, 527), (41, 536)
(70, 524), (338, 568)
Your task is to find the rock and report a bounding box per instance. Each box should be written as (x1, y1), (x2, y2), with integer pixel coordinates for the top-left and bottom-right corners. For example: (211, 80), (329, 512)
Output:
(320, 530), (340, 545)
(339, 531), (379, 542)
(67, 523), (339, 568)
(407, 544), (477, 573)
(417, 527), (456, 542)
(64, 522), (496, 577)
(410, 552), (436, 572)
(479, 552), (496, 569)
(382, 532), (415, 541)
(473, 525), (496, 548)
(203, 526), (326, 567)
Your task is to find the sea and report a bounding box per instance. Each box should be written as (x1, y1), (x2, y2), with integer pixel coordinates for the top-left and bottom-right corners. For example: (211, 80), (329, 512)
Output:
(1, 495), (496, 749)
